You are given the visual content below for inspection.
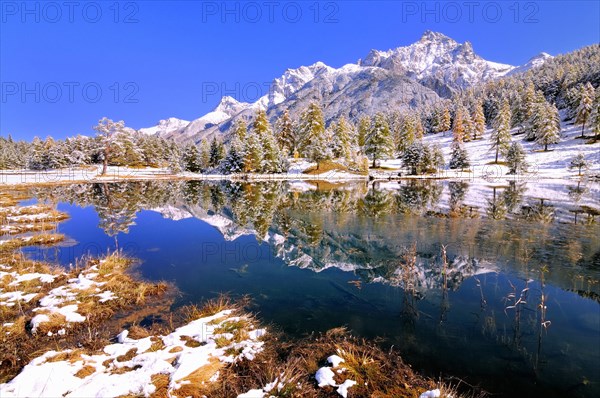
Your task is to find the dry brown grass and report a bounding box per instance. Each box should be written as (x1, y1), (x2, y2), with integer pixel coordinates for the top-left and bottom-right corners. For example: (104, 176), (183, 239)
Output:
(46, 349), (85, 363)
(149, 373), (171, 398)
(303, 160), (349, 175)
(0, 233), (65, 252)
(75, 365), (97, 378)
(116, 348), (138, 362)
(172, 357), (224, 398)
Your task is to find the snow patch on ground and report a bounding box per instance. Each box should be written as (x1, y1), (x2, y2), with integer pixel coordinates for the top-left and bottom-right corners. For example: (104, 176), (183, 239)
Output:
(0, 310), (266, 398)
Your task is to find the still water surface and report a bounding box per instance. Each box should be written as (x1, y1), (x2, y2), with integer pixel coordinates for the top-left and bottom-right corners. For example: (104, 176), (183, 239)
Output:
(27, 180), (600, 397)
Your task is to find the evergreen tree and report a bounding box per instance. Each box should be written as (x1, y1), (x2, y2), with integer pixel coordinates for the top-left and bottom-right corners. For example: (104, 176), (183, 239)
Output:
(432, 144), (445, 171)
(414, 113), (425, 139)
(449, 142), (470, 169)
(357, 116), (371, 149)
(526, 90), (548, 141)
(298, 102), (331, 164)
(27, 137), (44, 170)
(575, 82), (595, 138)
(441, 107), (452, 132)
(243, 130), (263, 172)
(452, 106), (466, 143)
(364, 112), (394, 168)
(209, 137), (224, 167)
(261, 129), (284, 173)
(332, 116), (354, 160)
(462, 111), (474, 142)
(535, 102), (561, 151)
(471, 101), (486, 140)
(397, 113), (416, 152)
(490, 99), (512, 163)
(232, 119), (247, 142)
(401, 142), (434, 175)
(569, 153), (589, 176)
(275, 109), (295, 155)
(44, 137), (68, 169)
(182, 143), (202, 173)
(252, 108), (283, 173)
(199, 139), (211, 171)
(93, 117), (126, 175)
(506, 142), (528, 174)
(590, 89), (600, 140)
(223, 141), (244, 174)
(521, 81), (537, 133)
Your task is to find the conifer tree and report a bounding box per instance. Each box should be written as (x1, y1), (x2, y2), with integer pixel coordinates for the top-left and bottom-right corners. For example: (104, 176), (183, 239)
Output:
(397, 114), (416, 152)
(232, 119), (247, 142)
(526, 90), (548, 141)
(402, 142), (427, 175)
(472, 101), (486, 140)
(261, 129), (283, 173)
(506, 142), (528, 174)
(452, 106), (466, 143)
(535, 102), (561, 151)
(243, 130), (263, 172)
(590, 89), (600, 140)
(449, 142), (470, 169)
(357, 116), (371, 149)
(209, 137), (224, 167)
(490, 99), (512, 163)
(441, 107), (451, 132)
(332, 116), (354, 160)
(414, 113), (425, 140)
(223, 141), (244, 174)
(432, 144), (445, 171)
(93, 117), (126, 175)
(569, 153), (589, 176)
(275, 109), (295, 155)
(575, 82), (595, 138)
(28, 137), (45, 170)
(199, 139), (211, 171)
(365, 112), (394, 168)
(182, 143), (202, 173)
(298, 102), (331, 164)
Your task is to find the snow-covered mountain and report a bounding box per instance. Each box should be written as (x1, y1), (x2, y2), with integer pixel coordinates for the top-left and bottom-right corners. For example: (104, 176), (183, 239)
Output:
(144, 31), (551, 144)
(506, 52), (553, 76)
(139, 117), (190, 137)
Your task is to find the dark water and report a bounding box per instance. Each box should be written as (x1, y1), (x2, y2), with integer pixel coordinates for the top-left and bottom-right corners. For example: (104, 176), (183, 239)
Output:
(26, 180), (600, 397)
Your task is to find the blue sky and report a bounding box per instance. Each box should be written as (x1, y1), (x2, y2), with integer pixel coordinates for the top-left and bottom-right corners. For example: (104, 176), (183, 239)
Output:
(1, 0), (599, 140)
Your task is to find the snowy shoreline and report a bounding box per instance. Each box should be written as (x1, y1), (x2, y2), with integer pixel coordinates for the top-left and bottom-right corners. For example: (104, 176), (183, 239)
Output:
(0, 164), (595, 186)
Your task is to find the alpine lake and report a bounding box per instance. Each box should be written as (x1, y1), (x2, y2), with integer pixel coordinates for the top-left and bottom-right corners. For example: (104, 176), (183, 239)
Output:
(22, 178), (600, 398)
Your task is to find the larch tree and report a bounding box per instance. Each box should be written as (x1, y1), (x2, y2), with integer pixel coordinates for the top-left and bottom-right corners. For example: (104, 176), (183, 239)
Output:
(275, 109), (295, 155)
(232, 119), (248, 142)
(199, 139), (211, 171)
(332, 116), (354, 160)
(506, 142), (528, 175)
(452, 106), (466, 143)
(535, 102), (561, 151)
(182, 143), (202, 173)
(471, 101), (486, 140)
(590, 89), (600, 140)
(364, 112), (394, 168)
(490, 99), (512, 163)
(298, 102), (331, 164)
(575, 82), (595, 138)
(441, 107), (452, 133)
(569, 153), (589, 176)
(357, 116), (371, 150)
(93, 117), (126, 175)
(243, 130), (263, 172)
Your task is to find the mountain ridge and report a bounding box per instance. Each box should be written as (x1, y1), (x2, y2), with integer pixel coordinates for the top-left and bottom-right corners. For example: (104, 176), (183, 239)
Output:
(140, 31), (552, 143)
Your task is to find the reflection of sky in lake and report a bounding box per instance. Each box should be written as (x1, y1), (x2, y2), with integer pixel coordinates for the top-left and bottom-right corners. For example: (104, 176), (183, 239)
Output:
(27, 181), (600, 398)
